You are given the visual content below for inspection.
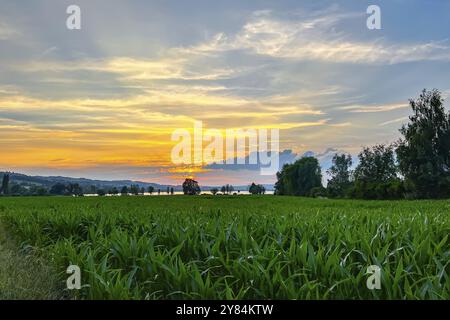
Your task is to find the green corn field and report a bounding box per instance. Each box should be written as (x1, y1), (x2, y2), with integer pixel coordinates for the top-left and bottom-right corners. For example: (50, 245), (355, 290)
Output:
(0, 196), (449, 299)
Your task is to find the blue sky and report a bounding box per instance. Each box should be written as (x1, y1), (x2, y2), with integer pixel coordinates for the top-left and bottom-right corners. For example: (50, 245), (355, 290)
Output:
(0, 0), (449, 185)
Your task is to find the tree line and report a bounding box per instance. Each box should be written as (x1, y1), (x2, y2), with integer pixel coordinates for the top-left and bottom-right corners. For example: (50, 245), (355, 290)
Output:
(0, 175), (265, 197)
(182, 179), (265, 195)
(275, 89), (450, 199)
(0, 179), (176, 197)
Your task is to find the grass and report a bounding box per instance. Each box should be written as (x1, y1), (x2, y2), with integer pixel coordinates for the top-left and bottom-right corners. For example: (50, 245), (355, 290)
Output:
(0, 195), (449, 300)
(0, 221), (64, 299)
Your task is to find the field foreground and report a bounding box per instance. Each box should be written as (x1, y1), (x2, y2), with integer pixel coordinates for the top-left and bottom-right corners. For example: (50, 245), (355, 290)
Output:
(0, 196), (449, 299)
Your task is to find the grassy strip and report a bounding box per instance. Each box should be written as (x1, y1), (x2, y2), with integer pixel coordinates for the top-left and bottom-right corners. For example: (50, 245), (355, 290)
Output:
(0, 220), (65, 300)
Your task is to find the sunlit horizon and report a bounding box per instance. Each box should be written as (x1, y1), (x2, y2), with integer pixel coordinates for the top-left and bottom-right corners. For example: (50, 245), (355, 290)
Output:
(1, 0), (449, 185)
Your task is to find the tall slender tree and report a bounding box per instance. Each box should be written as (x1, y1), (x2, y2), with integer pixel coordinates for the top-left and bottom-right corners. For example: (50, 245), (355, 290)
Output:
(1, 174), (9, 195)
(396, 89), (450, 198)
(327, 154), (353, 197)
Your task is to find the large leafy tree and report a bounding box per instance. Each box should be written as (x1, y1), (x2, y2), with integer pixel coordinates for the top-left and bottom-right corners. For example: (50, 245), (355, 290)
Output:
(182, 178), (201, 195)
(354, 144), (397, 183)
(396, 89), (450, 198)
(249, 182), (265, 195)
(275, 157), (322, 196)
(353, 144), (402, 199)
(327, 153), (353, 197)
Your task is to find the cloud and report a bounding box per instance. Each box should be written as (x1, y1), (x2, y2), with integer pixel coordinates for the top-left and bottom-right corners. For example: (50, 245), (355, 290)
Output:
(183, 10), (450, 65)
(38, 46), (59, 59)
(379, 116), (409, 126)
(337, 103), (409, 113)
(17, 7), (444, 94)
(24, 56), (241, 82)
(0, 22), (19, 40)
(205, 149), (298, 172)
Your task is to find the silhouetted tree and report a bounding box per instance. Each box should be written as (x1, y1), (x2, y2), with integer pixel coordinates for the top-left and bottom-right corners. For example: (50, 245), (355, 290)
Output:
(354, 144), (397, 183)
(130, 185), (139, 195)
(210, 188), (219, 195)
(353, 144), (402, 199)
(182, 178), (201, 195)
(221, 184), (234, 194)
(396, 89), (450, 198)
(49, 183), (66, 195)
(327, 153), (353, 198)
(249, 183), (265, 195)
(120, 186), (128, 196)
(1, 174), (10, 195)
(148, 186), (155, 194)
(109, 187), (119, 195)
(275, 157), (322, 196)
(249, 183), (257, 194)
(67, 183), (83, 196)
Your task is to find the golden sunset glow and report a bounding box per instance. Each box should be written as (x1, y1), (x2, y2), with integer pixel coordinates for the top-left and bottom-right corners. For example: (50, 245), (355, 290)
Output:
(1, 1), (449, 184)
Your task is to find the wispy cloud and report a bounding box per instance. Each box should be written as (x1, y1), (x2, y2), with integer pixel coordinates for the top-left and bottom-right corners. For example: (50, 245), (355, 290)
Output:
(380, 116), (409, 126)
(337, 103), (409, 113)
(0, 22), (19, 40)
(184, 10), (450, 64)
(24, 57), (237, 81)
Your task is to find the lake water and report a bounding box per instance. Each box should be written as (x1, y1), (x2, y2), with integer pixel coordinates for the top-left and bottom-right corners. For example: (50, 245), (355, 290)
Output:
(85, 190), (274, 196)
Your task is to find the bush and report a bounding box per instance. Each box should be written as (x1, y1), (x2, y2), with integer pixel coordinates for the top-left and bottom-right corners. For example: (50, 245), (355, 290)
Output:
(310, 186), (327, 198)
(353, 180), (404, 200)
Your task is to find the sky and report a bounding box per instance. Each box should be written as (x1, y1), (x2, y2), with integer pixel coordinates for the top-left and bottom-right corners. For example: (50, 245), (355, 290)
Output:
(0, 0), (449, 185)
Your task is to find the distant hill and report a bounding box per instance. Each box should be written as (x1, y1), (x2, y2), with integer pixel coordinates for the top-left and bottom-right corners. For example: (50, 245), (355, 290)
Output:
(0, 171), (274, 191)
(0, 171), (179, 191)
